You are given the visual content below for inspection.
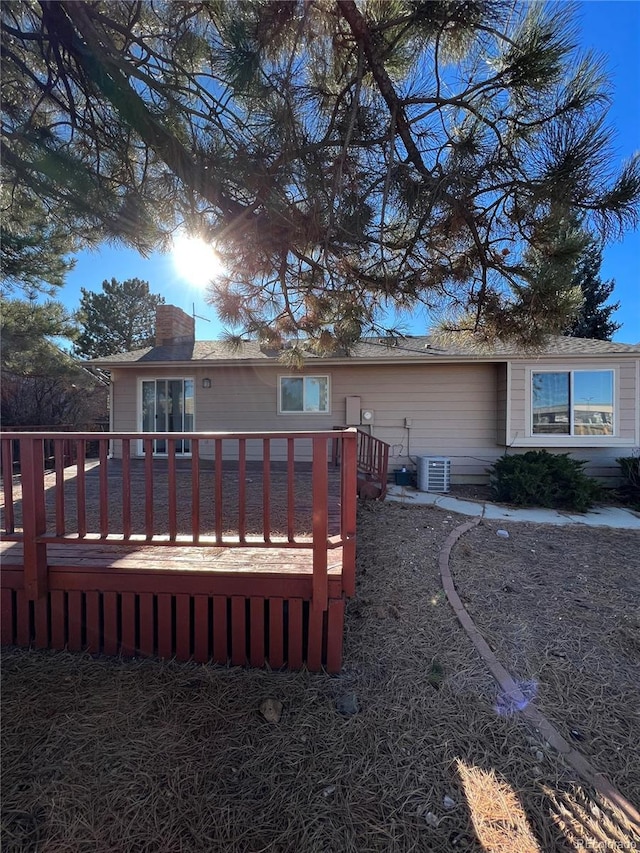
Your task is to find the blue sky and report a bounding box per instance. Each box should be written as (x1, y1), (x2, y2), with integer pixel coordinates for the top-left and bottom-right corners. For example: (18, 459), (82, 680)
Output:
(59, 1), (640, 343)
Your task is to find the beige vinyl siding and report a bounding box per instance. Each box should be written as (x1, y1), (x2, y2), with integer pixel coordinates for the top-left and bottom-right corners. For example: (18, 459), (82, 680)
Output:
(109, 365), (334, 462)
(496, 363), (508, 446)
(109, 362), (502, 482)
(108, 356), (638, 483)
(110, 368), (138, 432)
(331, 363), (500, 482)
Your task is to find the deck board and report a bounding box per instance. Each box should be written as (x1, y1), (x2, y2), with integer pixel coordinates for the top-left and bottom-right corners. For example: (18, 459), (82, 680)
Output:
(0, 540), (342, 576)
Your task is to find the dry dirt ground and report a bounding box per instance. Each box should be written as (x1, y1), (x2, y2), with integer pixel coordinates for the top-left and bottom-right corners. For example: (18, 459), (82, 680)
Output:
(2, 501), (640, 853)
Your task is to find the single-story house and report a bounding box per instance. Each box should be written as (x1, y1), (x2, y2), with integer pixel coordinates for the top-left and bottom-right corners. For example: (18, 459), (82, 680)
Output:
(88, 305), (640, 485)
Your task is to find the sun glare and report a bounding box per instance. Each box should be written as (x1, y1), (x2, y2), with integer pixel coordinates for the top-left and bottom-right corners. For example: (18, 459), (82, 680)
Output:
(171, 233), (225, 288)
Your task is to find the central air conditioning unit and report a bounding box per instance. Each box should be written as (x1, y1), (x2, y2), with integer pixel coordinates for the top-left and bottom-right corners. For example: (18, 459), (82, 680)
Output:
(417, 456), (451, 493)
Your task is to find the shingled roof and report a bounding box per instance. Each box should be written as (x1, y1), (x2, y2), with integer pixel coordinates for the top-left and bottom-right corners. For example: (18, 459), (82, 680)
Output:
(86, 334), (640, 368)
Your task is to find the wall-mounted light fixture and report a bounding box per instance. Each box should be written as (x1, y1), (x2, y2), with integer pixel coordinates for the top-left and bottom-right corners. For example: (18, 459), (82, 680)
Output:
(202, 378), (211, 389)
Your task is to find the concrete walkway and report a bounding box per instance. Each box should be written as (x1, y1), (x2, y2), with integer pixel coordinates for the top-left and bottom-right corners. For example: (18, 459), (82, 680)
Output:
(385, 484), (640, 529)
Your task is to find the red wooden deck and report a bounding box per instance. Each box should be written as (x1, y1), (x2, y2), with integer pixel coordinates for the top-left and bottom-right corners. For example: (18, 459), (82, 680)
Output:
(0, 430), (366, 672)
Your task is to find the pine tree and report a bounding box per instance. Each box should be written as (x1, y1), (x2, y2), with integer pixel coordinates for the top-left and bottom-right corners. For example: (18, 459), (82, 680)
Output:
(0, 296), (105, 428)
(2, 1), (639, 350)
(1, 186), (77, 296)
(74, 278), (164, 359)
(565, 240), (621, 340)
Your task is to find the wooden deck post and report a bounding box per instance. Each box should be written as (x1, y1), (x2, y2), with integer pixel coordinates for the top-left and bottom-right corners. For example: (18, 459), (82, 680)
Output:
(311, 436), (329, 612)
(20, 436), (48, 600)
(341, 429), (358, 598)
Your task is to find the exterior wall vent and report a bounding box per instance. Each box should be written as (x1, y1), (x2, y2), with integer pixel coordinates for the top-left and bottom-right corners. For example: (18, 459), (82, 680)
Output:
(417, 456), (451, 493)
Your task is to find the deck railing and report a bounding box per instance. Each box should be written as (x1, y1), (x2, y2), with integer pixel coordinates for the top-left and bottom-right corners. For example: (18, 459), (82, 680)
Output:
(356, 429), (390, 499)
(0, 430), (359, 609)
(332, 428), (390, 499)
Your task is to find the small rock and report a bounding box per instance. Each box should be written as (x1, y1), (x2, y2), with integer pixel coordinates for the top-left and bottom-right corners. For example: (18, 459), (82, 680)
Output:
(336, 692), (359, 716)
(569, 728), (586, 742)
(424, 811), (439, 828)
(496, 529), (509, 538)
(443, 795), (456, 810)
(535, 750), (544, 761)
(259, 698), (283, 723)
(322, 785), (336, 798)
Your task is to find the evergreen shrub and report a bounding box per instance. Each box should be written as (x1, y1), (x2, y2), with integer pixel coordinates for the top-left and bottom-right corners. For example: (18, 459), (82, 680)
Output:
(616, 453), (640, 509)
(488, 451), (602, 512)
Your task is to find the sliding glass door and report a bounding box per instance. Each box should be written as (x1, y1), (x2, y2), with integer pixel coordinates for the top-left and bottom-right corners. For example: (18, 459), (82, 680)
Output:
(141, 378), (194, 454)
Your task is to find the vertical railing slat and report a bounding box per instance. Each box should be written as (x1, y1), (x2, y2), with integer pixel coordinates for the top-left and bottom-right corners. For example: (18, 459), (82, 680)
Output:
(144, 438), (154, 539)
(54, 439), (65, 536)
(263, 438), (271, 543)
(1, 438), (15, 534)
(168, 439), (177, 541)
(191, 439), (200, 543)
(76, 439), (86, 538)
(238, 439), (246, 544)
(341, 431), (358, 598)
(380, 442), (389, 499)
(311, 436), (328, 612)
(122, 439), (132, 539)
(215, 438), (223, 543)
(99, 438), (109, 537)
(287, 437), (295, 543)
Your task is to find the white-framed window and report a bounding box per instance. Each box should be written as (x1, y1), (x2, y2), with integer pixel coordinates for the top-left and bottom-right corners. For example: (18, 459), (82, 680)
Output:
(531, 369), (614, 437)
(278, 375), (330, 414)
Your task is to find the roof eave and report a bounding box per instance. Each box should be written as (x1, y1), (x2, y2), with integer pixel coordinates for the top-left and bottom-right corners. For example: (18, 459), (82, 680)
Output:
(87, 350), (639, 370)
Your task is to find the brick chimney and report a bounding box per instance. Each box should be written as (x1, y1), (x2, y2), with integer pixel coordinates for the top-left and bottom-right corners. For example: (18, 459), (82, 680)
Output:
(155, 305), (195, 346)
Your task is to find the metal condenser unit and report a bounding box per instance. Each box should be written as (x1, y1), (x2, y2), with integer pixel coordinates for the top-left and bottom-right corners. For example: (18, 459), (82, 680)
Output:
(417, 456), (451, 493)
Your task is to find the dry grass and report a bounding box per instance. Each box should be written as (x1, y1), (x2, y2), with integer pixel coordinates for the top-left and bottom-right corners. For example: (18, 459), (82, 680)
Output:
(2, 502), (640, 852)
(449, 518), (640, 801)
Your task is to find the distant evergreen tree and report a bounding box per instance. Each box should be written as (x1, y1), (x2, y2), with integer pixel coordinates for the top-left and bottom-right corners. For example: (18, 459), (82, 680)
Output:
(565, 240), (621, 340)
(0, 295), (105, 429)
(74, 278), (165, 359)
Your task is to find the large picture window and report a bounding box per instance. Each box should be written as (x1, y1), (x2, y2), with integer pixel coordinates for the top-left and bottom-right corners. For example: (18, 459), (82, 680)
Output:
(279, 376), (329, 413)
(532, 370), (614, 436)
